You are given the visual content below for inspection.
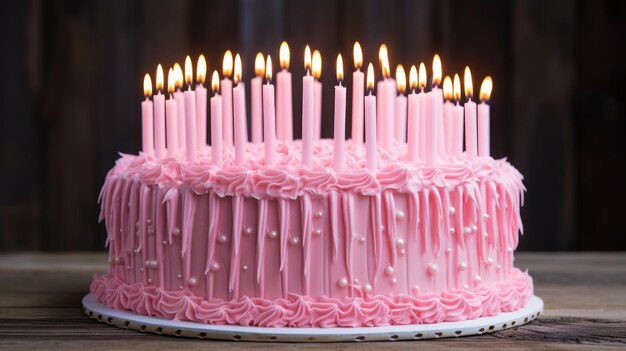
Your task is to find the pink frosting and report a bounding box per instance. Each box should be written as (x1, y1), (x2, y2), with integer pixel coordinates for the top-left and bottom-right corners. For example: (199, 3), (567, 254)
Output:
(91, 268), (533, 328)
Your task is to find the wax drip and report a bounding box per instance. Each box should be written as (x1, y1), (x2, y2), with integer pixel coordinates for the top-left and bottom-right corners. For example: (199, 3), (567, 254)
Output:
(256, 199), (268, 293)
(383, 191), (397, 266)
(371, 193), (383, 284)
(139, 183), (151, 283)
(278, 199), (290, 272)
(300, 195), (312, 295)
(163, 187), (179, 244)
(229, 196), (244, 297)
(329, 191), (340, 261)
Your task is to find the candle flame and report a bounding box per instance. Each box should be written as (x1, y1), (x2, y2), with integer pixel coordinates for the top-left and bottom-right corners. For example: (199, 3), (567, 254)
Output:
(418, 62), (427, 89)
(184, 55), (193, 86)
(312, 50), (322, 79)
(336, 54), (344, 82)
(255, 52), (265, 77)
(409, 65), (418, 91)
(265, 55), (273, 81)
(234, 53), (242, 84)
(379, 44), (390, 78)
(366, 62), (375, 91)
(211, 70), (220, 93)
(479, 76), (493, 101)
(156, 64), (164, 91)
(223, 50), (233, 77)
(279, 41), (290, 70)
(304, 45), (312, 72)
(443, 75), (453, 100)
(464, 66), (473, 99)
(353, 41), (363, 69)
(453, 73), (461, 101)
(143, 73), (152, 97)
(167, 67), (175, 94)
(197, 54), (207, 84)
(432, 54), (442, 86)
(396, 64), (406, 94)
(173, 63), (183, 90)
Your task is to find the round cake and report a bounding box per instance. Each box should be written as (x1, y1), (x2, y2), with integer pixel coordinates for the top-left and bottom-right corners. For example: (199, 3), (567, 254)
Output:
(91, 140), (532, 327)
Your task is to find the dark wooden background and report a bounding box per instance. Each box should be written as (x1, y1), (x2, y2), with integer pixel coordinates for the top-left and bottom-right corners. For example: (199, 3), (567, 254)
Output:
(1, 0), (625, 252)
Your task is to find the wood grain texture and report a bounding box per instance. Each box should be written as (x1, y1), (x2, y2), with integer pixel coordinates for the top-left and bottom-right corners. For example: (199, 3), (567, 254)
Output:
(0, 252), (624, 350)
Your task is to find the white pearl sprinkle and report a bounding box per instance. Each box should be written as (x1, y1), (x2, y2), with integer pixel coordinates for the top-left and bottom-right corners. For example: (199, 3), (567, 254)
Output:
(242, 265), (248, 272)
(446, 247), (453, 254)
(398, 248), (406, 256)
(496, 264), (502, 270)
(188, 277), (197, 286)
(483, 232), (489, 238)
(177, 274), (183, 279)
(359, 236), (366, 243)
(140, 267), (144, 271)
(147, 278), (152, 284)
(210, 262), (221, 272)
(391, 278), (397, 284)
(313, 228), (322, 236)
(474, 275), (482, 282)
(385, 266), (395, 276)
(428, 263), (439, 275)
(353, 278), (360, 284)
(450, 227), (456, 234)
(218, 234), (228, 243)
(268, 230), (278, 239)
(113, 256), (123, 265)
(146, 219), (152, 225)
(449, 206), (456, 215)
(145, 259), (157, 269)
(486, 257), (495, 265)
(172, 227), (181, 236)
(463, 284), (470, 290)
(471, 224), (478, 232)
(364, 284), (373, 293)
(458, 262), (468, 271)
(483, 213), (490, 219)
(338, 277), (348, 287)
(147, 227), (154, 234)
(243, 227), (253, 235)
(463, 226), (472, 234)
(179, 285), (184, 290)
(396, 238), (405, 248)
(380, 225), (386, 232)
(413, 285), (420, 292)
(396, 210), (405, 220)
(127, 266), (132, 271)
(162, 240), (168, 245)
(290, 237), (300, 246)
(507, 247), (513, 253)
(314, 210), (323, 218)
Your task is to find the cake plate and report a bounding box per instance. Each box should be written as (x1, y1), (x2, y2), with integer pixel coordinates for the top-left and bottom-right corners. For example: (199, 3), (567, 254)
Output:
(82, 293), (543, 342)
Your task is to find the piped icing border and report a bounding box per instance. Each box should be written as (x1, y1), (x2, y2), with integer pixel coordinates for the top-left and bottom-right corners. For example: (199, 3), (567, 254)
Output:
(91, 268), (533, 328)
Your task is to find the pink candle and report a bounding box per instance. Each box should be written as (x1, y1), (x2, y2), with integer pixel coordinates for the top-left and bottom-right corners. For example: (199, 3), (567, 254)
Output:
(184, 56), (198, 163)
(425, 90), (437, 166)
(432, 55), (445, 158)
(452, 74), (464, 158)
(365, 63), (377, 171)
(333, 54), (346, 172)
(210, 71), (223, 167)
(464, 66), (477, 161)
(173, 63), (186, 153)
(302, 46), (314, 168)
(442, 75), (454, 157)
(312, 50), (322, 139)
(395, 65), (407, 143)
(196, 55), (208, 150)
(417, 63), (427, 162)
(407, 65), (419, 162)
(232, 54), (247, 164)
(478, 76), (493, 157)
(154, 65), (166, 159)
(277, 41), (293, 141)
(221, 50), (234, 147)
(166, 68), (178, 156)
(251, 53), (265, 143)
(263, 56), (276, 166)
(351, 42), (364, 143)
(141, 74), (154, 156)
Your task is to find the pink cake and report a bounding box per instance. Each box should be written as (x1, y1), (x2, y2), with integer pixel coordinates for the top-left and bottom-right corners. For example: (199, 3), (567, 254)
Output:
(91, 139), (533, 328)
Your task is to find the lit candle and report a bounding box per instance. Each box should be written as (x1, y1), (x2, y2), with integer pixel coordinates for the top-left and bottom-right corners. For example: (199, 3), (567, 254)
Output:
(333, 54), (346, 172)
(251, 53), (265, 143)
(141, 73), (154, 156)
(432, 54), (445, 158)
(395, 64), (407, 143)
(233, 54), (247, 164)
(418, 62), (427, 162)
(184, 55), (198, 162)
(351, 42), (364, 143)
(166, 68), (179, 156)
(442, 75), (454, 157)
(154, 64), (166, 159)
(210, 71), (223, 167)
(365, 63), (377, 171)
(407, 65), (420, 162)
(221, 50), (234, 147)
(196, 55), (208, 150)
(263, 56), (276, 166)
(478, 76), (493, 157)
(302, 45), (314, 168)
(452, 74), (464, 158)
(377, 45), (395, 147)
(173, 63), (186, 153)
(464, 66), (477, 161)
(312, 50), (323, 140)
(277, 41), (293, 141)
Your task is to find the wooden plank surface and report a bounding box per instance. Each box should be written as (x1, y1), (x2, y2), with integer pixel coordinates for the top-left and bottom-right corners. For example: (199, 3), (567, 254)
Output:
(0, 252), (625, 350)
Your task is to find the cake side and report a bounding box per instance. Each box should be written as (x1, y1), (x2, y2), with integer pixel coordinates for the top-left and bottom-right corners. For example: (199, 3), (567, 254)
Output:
(92, 140), (532, 327)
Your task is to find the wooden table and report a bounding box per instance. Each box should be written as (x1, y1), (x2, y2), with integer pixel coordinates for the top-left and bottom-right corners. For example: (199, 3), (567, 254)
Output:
(0, 252), (625, 350)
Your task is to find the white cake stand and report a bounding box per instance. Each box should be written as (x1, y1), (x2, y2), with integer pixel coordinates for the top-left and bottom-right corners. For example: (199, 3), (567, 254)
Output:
(82, 293), (543, 342)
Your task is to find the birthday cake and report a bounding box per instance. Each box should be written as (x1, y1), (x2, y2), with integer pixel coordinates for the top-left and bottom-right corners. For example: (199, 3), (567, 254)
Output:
(90, 45), (533, 328)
